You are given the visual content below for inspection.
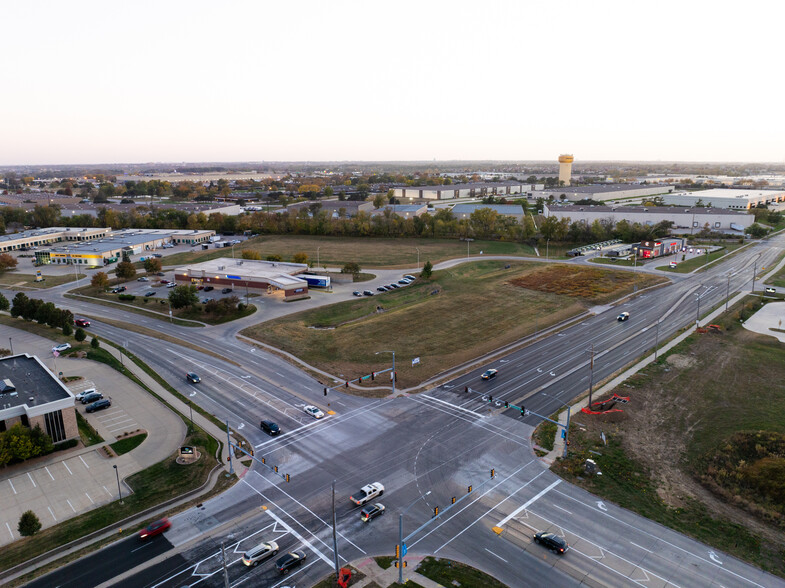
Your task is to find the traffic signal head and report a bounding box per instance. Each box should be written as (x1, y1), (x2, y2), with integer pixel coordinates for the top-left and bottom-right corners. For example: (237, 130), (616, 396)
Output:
(464, 386), (468, 393)
(286, 473), (290, 483)
(433, 506), (439, 517)
(491, 468), (495, 479)
(504, 400), (509, 408)
(371, 372), (375, 380)
(345, 381), (349, 388)
(467, 485), (473, 493)
(324, 387), (328, 396)
(274, 465), (278, 473)
(520, 406), (525, 416)
(451, 496), (456, 504)
(489, 395), (493, 402)
(395, 544), (400, 558)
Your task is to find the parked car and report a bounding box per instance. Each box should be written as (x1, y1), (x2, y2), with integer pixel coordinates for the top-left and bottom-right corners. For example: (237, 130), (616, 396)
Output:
(203, 285), (214, 292)
(533, 531), (568, 554)
(398, 279), (410, 285)
(139, 518), (171, 540)
(163, 243), (174, 248)
(144, 291), (155, 297)
(260, 420), (281, 436)
(202, 298), (213, 304)
(377, 286), (388, 292)
(242, 540), (279, 566)
(74, 388), (96, 402)
(360, 503), (385, 522)
(81, 391), (103, 404)
(275, 550), (307, 575)
(352, 291), (362, 297)
(617, 312), (630, 322)
(362, 290), (374, 296)
(137, 277), (149, 282)
(221, 287), (233, 294)
(186, 372), (201, 384)
(303, 405), (324, 419)
(74, 318), (90, 328)
(481, 369), (498, 380)
(156, 272), (166, 276)
(160, 279), (169, 284)
(151, 253), (163, 258)
(766, 287), (776, 294)
(86, 398), (111, 413)
(111, 286), (126, 293)
(404, 275), (416, 281)
(388, 283), (400, 289)
(52, 343), (71, 353)
(350, 482), (384, 506)
(167, 282), (176, 288)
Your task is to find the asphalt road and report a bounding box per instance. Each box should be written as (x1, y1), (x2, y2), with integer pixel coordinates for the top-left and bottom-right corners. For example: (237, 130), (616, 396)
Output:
(8, 235), (785, 588)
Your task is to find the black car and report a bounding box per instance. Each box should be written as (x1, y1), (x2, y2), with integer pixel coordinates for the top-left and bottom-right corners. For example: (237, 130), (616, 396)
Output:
(111, 286), (126, 293)
(221, 287), (233, 294)
(275, 550), (306, 575)
(260, 420), (280, 436)
(533, 532), (568, 554)
(388, 283), (400, 289)
(377, 286), (388, 292)
(360, 503), (385, 522)
(363, 290), (374, 296)
(144, 291), (155, 297)
(81, 392), (103, 404)
(86, 398), (111, 413)
(203, 285), (214, 292)
(186, 372), (201, 384)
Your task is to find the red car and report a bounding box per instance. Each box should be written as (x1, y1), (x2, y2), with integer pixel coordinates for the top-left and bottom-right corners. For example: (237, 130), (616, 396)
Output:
(74, 319), (90, 328)
(139, 517), (171, 539)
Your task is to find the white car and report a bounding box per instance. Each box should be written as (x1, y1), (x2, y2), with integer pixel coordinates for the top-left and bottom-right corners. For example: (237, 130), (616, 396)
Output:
(303, 405), (324, 419)
(52, 343), (71, 353)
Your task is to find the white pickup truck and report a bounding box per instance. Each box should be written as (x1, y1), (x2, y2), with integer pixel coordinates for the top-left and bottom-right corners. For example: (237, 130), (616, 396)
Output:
(350, 482), (384, 506)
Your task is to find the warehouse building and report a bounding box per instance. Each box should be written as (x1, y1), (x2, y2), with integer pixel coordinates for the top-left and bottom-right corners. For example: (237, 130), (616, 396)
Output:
(543, 204), (754, 233)
(374, 204), (428, 218)
(393, 182), (538, 201)
(537, 185), (674, 202)
(174, 257), (310, 300)
(286, 200), (374, 217)
(0, 354), (78, 443)
(451, 204), (525, 222)
(0, 227), (110, 253)
(662, 189), (785, 210)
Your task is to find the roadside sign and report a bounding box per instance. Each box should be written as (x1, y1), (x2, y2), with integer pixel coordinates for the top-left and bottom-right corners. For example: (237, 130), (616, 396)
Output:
(402, 542), (408, 557)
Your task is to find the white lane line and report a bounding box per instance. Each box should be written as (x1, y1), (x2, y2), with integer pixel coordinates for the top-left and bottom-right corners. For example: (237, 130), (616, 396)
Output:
(497, 479), (561, 527)
(264, 509), (333, 566)
(630, 541), (652, 553)
(66, 499), (76, 513)
(420, 394), (484, 417)
(79, 456), (90, 469)
(552, 504), (572, 515)
(48, 506), (57, 522)
(62, 460), (73, 475)
(85, 492), (94, 504)
(27, 472), (36, 488)
(5, 523), (13, 540)
(103, 485), (112, 497)
(45, 466), (55, 481)
(484, 548), (508, 563)
(8, 479), (16, 494)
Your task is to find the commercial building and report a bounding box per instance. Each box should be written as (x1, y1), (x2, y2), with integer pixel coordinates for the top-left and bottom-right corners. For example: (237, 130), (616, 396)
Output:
(174, 257), (310, 300)
(635, 238), (684, 259)
(0, 354), (78, 443)
(451, 204), (525, 222)
(662, 189), (785, 210)
(537, 185), (675, 202)
(374, 204), (428, 218)
(0, 227), (110, 253)
(286, 200), (374, 217)
(543, 204), (754, 233)
(393, 182), (537, 201)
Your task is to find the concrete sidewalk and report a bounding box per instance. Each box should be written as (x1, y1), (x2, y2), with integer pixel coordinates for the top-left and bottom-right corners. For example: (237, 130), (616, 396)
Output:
(349, 556), (445, 588)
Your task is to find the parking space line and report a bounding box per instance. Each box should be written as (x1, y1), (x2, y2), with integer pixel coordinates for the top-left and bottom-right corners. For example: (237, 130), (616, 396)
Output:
(8, 479), (16, 494)
(5, 523), (12, 540)
(27, 472), (36, 488)
(62, 460), (73, 475)
(103, 485), (112, 497)
(66, 499), (76, 513)
(48, 506), (57, 522)
(79, 456), (89, 469)
(85, 492), (94, 504)
(45, 466), (55, 481)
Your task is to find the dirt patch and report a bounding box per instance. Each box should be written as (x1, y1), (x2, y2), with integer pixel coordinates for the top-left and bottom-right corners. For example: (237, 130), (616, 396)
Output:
(665, 354), (696, 369)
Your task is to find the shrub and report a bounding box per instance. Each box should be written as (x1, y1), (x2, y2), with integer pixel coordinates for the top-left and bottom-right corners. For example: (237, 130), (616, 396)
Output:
(18, 511), (42, 537)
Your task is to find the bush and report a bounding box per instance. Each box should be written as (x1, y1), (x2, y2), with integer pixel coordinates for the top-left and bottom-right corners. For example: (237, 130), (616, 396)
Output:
(74, 328), (86, 342)
(62, 323), (73, 336)
(90, 337), (100, 349)
(118, 294), (136, 301)
(18, 511), (42, 537)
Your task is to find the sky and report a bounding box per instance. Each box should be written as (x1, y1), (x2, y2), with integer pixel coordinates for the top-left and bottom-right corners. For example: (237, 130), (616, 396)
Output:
(3, 0), (784, 165)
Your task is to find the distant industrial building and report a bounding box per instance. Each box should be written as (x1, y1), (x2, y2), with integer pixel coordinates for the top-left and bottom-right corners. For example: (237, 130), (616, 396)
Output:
(451, 204), (525, 222)
(537, 184), (675, 202)
(543, 204), (754, 233)
(662, 189), (785, 210)
(393, 182), (539, 201)
(0, 227), (110, 253)
(174, 257), (310, 300)
(286, 200), (374, 217)
(374, 204), (428, 218)
(0, 354), (78, 444)
(558, 154), (574, 186)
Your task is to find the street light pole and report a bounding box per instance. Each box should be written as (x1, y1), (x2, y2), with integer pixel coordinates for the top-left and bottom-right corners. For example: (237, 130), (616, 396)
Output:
(695, 288), (702, 327)
(416, 247), (420, 270)
(752, 259), (758, 294)
(113, 464), (123, 503)
(332, 480), (340, 578)
(540, 393), (572, 459)
(317, 246), (321, 270)
(654, 319), (660, 361)
(399, 490), (431, 584)
(466, 238), (473, 259)
(725, 273), (731, 311)
(587, 344), (595, 409)
(546, 238), (550, 261)
(8, 337), (12, 355)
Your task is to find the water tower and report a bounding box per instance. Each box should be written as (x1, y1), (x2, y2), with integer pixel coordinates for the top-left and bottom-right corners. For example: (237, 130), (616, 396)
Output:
(558, 154), (574, 186)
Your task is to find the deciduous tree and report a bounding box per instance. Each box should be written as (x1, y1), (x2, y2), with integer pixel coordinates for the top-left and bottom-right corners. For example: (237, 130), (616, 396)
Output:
(115, 261), (136, 280)
(91, 272), (109, 289)
(0, 253), (18, 271)
(18, 511), (42, 537)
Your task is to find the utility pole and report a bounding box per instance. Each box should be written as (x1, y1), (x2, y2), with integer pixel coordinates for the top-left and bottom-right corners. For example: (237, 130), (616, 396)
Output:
(221, 542), (230, 588)
(654, 319), (660, 361)
(332, 480), (340, 578)
(226, 420), (234, 477)
(725, 273), (731, 311)
(752, 259), (758, 294)
(587, 344), (595, 409)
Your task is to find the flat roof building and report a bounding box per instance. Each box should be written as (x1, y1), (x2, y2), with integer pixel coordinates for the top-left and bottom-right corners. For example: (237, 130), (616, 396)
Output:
(663, 189), (785, 210)
(537, 185), (675, 202)
(451, 204), (525, 222)
(393, 182), (536, 201)
(0, 354), (78, 443)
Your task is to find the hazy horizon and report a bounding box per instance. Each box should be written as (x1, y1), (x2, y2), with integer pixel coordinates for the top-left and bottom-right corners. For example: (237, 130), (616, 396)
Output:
(4, 1), (784, 166)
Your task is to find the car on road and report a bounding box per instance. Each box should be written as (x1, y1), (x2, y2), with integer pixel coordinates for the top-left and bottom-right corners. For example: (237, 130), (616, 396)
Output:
(111, 286), (126, 293)
(203, 285), (214, 292)
(404, 274), (416, 281)
(362, 290), (374, 296)
(186, 372), (201, 384)
(275, 550), (306, 575)
(137, 276), (149, 282)
(617, 311), (630, 321)
(352, 291), (362, 297)
(81, 391), (103, 404)
(350, 482), (384, 506)
(533, 531), (568, 554)
(242, 540), (279, 566)
(221, 287), (233, 294)
(52, 343), (71, 353)
(260, 420), (281, 436)
(766, 287), (776, 294)
(74, 318), (90, 328)
(144, 291), (155, 297)
(86, 398), (111, 413)
(303, 405), (324, 419)
(481, 369), (498, 380)
(360, 503), (385, 522)
(139, 518), (171, 540)
(376, 286), (388, 292)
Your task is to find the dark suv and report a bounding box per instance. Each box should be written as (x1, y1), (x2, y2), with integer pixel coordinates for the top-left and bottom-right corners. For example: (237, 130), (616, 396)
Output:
(275, 550), (306, 574)
(86, 398), (111, 413)
(260, 420), (280, 436)
(221, 287), (233, 294)
(203, 285), (214, 292)
(533, 531), (568, 554)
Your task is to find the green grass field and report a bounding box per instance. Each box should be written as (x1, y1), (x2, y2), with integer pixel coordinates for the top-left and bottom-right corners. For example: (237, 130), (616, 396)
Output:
(242, 261), (665, 388)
